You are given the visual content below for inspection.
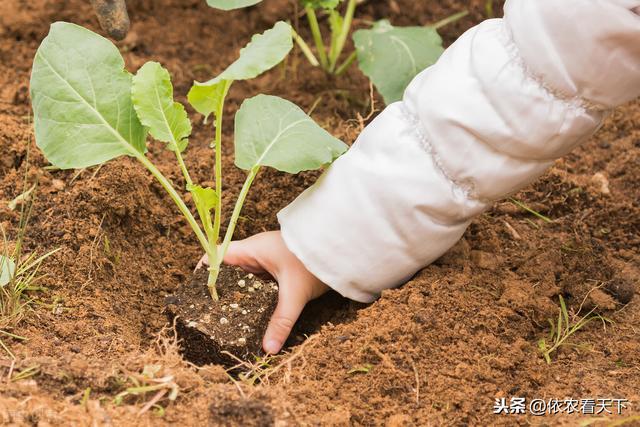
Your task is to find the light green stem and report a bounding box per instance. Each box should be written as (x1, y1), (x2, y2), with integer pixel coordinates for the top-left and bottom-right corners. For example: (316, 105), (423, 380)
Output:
(212, 82), (231, 248)
(335, 51), (357, 76)
(432, 10), (469, 30)
(216, 166), (260, 272)
(206, 80), (232, 300)
(172, 141), (193, 187)
(329, 0), (357, 72)
(134, 153), (210, 259)
(327, 10), (340, 65)
(292, 27), (320, 67)
(305, 6), (328, 70)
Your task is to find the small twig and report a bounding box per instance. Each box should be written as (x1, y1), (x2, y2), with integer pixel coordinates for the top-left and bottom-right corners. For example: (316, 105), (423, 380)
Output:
(411, 361), (420, 405)
(6, 359), (15, 382)
(306, 95), (324, 116)
(265, 335), (318, 383)
(138, 389), (167, 416)
(502, 220), (521, 240)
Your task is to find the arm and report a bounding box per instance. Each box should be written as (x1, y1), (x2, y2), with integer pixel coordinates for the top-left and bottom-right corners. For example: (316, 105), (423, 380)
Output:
(226, 0), (640, 352)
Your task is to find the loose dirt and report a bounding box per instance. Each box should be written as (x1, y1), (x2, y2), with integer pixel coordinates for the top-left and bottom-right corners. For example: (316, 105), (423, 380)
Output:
(167, 266), (278, 366)
(0, 0), (638, 425)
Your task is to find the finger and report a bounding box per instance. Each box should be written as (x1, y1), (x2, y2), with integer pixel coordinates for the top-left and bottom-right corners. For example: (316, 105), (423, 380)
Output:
(195, 253), (209, 271)
(263, 279), (306, 354)
(223, 239), (268, 274)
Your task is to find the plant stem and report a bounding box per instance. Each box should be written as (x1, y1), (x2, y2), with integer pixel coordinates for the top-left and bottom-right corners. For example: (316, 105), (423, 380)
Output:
(205, 80), (232, 301)
(432, 10), (469, 30)
(327, 10), (341, 68)
(292, 27), (320, 67)
(212, 82), (231, 248)
(335, 51), (357, 76)
(305, 6), (328, 70)
(329, 0), (357, 72)
(173, 147), (193, 188)
(134, 153), (210, 259)
(216, 165), (260, 271)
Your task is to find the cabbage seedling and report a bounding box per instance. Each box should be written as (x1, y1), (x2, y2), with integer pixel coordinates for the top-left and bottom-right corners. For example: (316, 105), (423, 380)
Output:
(205, 0), (467, 102)
(353, 11), (468, 104)
(297, 0), (359, 74)
(30, 21), (348, 300)
(206, 0), (359, 75)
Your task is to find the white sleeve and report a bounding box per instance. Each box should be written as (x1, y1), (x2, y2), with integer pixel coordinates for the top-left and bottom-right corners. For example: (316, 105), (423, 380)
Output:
(278, 0), (640, 303)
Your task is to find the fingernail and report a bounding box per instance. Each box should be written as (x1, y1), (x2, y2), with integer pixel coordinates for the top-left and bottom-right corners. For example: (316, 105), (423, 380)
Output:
(264, 339), (281, 354)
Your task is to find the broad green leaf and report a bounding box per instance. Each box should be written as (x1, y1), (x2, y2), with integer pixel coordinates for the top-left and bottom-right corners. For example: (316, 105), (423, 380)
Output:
(302, 0), (341, 10)
(206, 0), (262, 10)
(30, 22), (147, 169)
(234, 95), (348, 173)
(132, 62), (192, 153)
(219, 21), (293, 81)
(188, 21), (293, 119)
(187, 80), (231, 124)
(353, 20), (445, 105)
(0, 256), (15, 287)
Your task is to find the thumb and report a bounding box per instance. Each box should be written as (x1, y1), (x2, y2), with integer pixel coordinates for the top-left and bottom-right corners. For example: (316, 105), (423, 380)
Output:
(223, 240), (266, 274)
(263, 278), (307, 354)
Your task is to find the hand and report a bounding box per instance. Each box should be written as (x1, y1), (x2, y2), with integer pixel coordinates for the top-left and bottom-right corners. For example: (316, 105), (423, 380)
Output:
(198, 231), (329, 354)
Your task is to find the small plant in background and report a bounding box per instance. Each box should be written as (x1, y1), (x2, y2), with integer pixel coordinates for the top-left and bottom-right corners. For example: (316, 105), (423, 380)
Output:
(208, 0), (360, 75)
(30, 21), (347, 301)
(537, 295), (612, 364)
(206, 0), (467, 105)
(1, 186), (59, 359)
(295, 0), (360, 75)
(352, 11), (467, 105)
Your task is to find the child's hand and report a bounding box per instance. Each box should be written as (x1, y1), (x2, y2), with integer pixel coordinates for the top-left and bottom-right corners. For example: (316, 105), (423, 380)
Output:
(197, 231), (329, 354)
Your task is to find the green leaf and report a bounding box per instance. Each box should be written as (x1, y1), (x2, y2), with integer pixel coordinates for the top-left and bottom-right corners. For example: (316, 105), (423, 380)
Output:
(328, 9), (344, 34)
(302, 0), (341, 10)
(187, 80), (231, 124)
(234, 95), (348, 173)
(206, 0), (262, 10)
(0, 255), (16, 287)
(188, 21), (293, 119)
(353, 20), (445, 105)
(30, 22), (147, 169)
(188, 184), (217, 216)
(132, 62), (192, 153)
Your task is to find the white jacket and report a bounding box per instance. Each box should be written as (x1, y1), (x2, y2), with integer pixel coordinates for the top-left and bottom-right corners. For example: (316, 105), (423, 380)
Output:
(279, 0), (640, 303)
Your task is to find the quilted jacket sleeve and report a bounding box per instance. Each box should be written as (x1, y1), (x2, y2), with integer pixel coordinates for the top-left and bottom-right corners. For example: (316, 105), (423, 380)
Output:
(278, 0), (640, 303)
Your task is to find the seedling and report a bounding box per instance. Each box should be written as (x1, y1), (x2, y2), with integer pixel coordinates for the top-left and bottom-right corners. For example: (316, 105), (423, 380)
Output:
(537, 295), (611, 364)
(206, 0), (466, 104)
(207, 0), (359, 75)
(296, 0), (360, 74)
(30, 22), (347, 301)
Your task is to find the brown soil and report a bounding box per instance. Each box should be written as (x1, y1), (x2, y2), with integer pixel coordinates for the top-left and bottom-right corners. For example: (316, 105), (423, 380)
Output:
(167, 266), (278, 366)
(0, 0), (638, 426)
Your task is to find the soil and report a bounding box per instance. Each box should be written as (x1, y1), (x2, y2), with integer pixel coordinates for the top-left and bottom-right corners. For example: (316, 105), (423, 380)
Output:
(0, 0), (638, 426)
(166, 266), (278, 366)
